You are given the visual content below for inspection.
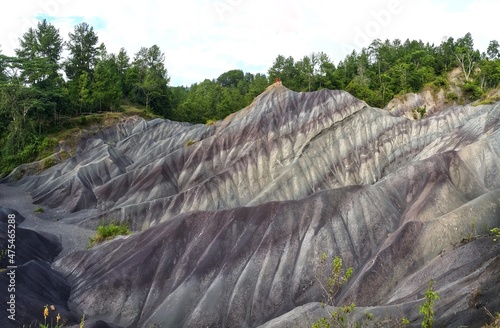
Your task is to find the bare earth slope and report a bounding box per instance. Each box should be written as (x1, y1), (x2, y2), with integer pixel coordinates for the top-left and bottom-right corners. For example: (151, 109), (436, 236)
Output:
(1, 84), (500, 327)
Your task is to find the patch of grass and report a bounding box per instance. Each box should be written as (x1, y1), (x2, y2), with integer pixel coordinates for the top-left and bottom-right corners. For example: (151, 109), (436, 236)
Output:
(49, 127), (80, 144)
(34, 207), (44, 214)
(59, 150), (71, 161)
(0, 247), (6, 262)
(459, 224), (499, 246)
(88, 222), (131, 248)
(206, 119), (217, 126)
(412, 106), (426, 119)
(474, 96), (500, 107)
(185, 139), (197, 147)
(122, 105), (162, 120)
(41, 157), (58, 171)
(461, 220), (480, 245)
(445, 92), (458, 103)
(416, 106), (426, 118)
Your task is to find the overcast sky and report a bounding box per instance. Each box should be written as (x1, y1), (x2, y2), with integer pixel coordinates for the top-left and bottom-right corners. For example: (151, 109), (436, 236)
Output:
(1, 0), (498, 86)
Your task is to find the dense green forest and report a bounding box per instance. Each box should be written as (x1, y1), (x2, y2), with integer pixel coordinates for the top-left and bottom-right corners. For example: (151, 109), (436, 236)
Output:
(1, 19), (500, 177)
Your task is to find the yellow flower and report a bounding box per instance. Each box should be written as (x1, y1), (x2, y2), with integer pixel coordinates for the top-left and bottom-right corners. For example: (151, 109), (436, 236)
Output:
(43, 305), (49, 319)
(56, 313), (61, 324)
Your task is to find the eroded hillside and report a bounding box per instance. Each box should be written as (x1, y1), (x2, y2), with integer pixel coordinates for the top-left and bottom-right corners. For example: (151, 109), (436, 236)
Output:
(1, 84), (500, 327)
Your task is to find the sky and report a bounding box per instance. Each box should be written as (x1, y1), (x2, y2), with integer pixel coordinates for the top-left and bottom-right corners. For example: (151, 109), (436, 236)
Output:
(1, 0), (498, 86)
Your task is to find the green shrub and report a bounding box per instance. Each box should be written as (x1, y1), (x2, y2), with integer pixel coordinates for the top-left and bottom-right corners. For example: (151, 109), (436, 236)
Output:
(37, 137), (59, 160)
(312, 254), (357, 327)
(0, 136), (60, 178)
(416, 106), (426, 118)
(446, 92), (458, 102)
(433, 76), (449, 88)
(88, 222), (131, 248)
(491, 227), (500, 242)
(311, 253), (410, 328)
(34, 207), (44, 214)
(413, 106), (426, 119)
(462, 83), (483, 101)
(419, 280), (440, 328)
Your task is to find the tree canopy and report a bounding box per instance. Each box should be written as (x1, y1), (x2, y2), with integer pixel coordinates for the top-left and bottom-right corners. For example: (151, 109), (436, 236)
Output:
(0, 21), (499, 177)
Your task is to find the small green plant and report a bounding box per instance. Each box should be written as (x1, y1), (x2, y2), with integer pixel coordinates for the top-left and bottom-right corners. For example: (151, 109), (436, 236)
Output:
(376, 306), (410, 328)
(462, 83), (483, 101)
(400, 317), (410, 327)
(416, 106), (426, 119)
(206, 119), (217, 126)
(88, 222), (131, 248)
(316, 253), (353, 307)
(0, 247), (7, 262)
(431, 76), (448, 89)
(312, 253), (359, 328)
(446, 92), (458, 103)
(34, 207), (45, 214)
(461, 220), (479, 244)
(311, 303), (360, 328)
(185, 139), (197, 147)
(419, 280), (440, 328)
(490, 227), (500, 242)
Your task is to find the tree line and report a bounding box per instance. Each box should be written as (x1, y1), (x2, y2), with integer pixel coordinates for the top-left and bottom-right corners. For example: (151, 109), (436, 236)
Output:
(268, 35), (500, 108)
(1, 19), (499, 176)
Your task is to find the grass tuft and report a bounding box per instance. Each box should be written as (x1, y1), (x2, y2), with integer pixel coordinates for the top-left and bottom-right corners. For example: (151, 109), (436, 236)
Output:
(88, 222), (131, 248)
(185, 139), (197, 147)
(34, 207), (45, 214)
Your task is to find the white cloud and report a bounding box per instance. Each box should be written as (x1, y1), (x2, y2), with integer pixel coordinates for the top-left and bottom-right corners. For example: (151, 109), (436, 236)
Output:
(1, 0), (498, 86)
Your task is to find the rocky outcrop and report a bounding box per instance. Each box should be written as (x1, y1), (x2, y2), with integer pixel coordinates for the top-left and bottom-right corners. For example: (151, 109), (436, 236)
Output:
(384, 88), (449, 118)
(2, 84), (500, 327)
